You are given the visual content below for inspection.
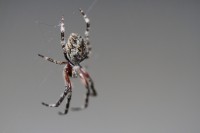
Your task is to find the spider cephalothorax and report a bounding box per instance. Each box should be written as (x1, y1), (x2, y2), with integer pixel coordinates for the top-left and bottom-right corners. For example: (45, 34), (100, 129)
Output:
(38, 9), (97, 115)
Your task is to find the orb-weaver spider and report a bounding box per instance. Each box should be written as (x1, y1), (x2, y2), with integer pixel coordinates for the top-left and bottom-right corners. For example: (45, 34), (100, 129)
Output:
(38, 9), (97, 115)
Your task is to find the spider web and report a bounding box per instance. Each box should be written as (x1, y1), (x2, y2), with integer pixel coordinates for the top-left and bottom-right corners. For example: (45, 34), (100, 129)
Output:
(86, 0), (98, 14)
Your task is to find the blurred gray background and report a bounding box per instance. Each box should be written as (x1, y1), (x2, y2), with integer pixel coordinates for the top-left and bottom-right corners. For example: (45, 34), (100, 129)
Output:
(0, 0), (200, 133)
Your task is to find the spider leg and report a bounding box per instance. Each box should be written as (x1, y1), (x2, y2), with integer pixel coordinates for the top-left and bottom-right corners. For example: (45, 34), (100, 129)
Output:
(60, 16), (66, 51)
(71, 69), (90, 111)
(58, 64), (73, 115)
(41, 86), (69, 107)
(80, 68), (97, 96)
(79, 9), (92, 54)
(42, 64), (72, 111)
(38, 54), (67, 65)
(79, 9), (90, 39)
(58, 91), (72, 115)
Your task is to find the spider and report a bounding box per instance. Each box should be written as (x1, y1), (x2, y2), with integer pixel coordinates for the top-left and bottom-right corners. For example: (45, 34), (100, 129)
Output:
(38, 9), (97, 115)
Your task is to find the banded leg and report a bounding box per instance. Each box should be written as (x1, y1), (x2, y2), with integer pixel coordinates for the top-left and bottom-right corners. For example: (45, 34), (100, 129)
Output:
(60, 16), (66, 50)
(42, 86), (70, 107)
(58, 91), (72, 115)
(71, 69), (90, 111)
(81, 68), (97, 96)
(79, 9), (92, 54)
(58, 64), (73, 115)
(38, 54), (67, 65)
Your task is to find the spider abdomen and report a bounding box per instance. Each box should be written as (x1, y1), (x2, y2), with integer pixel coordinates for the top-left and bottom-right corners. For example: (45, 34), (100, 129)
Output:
(65, 33), (89, 65)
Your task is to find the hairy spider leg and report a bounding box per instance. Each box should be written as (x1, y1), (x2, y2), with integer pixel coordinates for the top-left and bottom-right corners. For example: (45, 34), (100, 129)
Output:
(41, 88), (68, 107)
(41, 64), (72, 109)
(79, 8), (92, 54)
(60, 16), (66, 50)
(58, 63), (73, 115)
(71, 68), (90, 111)
(81, 68), (97, 96)
(38, 54), (67, 65)
(60, 16), (75, 66)
(80, 69), (90, 109)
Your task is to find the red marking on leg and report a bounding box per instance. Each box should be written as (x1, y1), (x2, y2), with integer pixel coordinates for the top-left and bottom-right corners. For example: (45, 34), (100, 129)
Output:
(79, 72), (89, 89)
(80, 68), (90, 78)
(63, 63), (72, 89)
